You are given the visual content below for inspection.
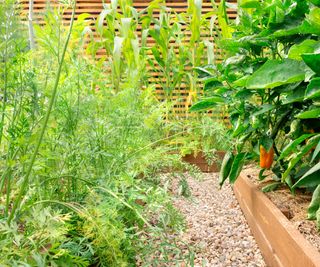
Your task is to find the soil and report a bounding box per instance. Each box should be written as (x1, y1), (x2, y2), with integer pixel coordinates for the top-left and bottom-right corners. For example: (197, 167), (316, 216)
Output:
(241, 164), (320, 253)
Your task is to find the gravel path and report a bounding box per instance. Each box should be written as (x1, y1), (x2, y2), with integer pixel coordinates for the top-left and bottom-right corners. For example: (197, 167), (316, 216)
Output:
(173, 173), (266, 267)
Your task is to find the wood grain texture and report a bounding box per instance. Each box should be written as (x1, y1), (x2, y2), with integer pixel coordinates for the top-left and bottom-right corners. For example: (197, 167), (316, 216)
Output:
(234, 175), (320, 267)
(182, 151), (225, 172)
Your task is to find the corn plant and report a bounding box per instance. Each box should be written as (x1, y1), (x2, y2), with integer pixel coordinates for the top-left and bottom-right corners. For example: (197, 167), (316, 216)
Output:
(93, 0), (149, 92)
(149, 8), (186, 101)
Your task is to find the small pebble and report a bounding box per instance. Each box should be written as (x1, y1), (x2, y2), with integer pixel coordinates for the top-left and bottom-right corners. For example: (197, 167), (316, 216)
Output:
(172, 173), (266, 267)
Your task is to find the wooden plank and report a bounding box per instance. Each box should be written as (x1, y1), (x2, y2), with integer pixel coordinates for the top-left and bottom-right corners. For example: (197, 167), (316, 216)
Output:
(234, 175), (320, 267)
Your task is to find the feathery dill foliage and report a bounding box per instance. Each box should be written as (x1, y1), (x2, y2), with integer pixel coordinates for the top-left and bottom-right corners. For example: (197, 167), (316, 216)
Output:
(0, 1), (192, 266)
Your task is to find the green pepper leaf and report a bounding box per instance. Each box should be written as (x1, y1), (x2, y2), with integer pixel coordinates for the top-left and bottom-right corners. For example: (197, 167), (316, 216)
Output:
(229, 152), (247, 184)
(296, 108), (320, 119)
(283, 86), (306, 104)
(305, 78), (320, 100)
(288, 40), (318, 60)
(232, 117), (249, 137)
(283, 134), (320, 182)
(240, 0), (261, 9)
(246, 59), (306, 89)
(232, 75), (250, 87)
(293, 162), (320, 188)
(272, 19), (320, 38)
(308, 0), (320, 6)
(279, 134), (316, 160)
(311, 141), (320, 163)
(262, 182), (282, 193)
(203, 77), (223, 91)
(224, 54), (246, 66)
(306, 7), (320, 31)
(189, 96), (225, 112)
(307, 185), (320, 220)
(194, 67), (214, 77)
(259, 168), (267, 181)
(301, 53), (320, 75)
(253, 104), (274, 116)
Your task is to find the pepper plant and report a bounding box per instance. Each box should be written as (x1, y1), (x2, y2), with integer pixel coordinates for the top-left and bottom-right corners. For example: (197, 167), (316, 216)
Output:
(191, 0), (320, 227)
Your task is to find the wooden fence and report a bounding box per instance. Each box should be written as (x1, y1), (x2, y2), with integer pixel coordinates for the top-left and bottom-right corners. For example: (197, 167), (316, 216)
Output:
(20, 0), (237, 120)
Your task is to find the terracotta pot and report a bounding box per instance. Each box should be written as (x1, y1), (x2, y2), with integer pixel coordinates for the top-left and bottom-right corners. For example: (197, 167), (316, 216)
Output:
(234, 174), (320, 267)
(182, 151), (225, 173)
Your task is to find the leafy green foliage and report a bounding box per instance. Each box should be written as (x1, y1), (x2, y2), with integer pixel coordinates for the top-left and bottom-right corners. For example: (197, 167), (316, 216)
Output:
(191, 0), (320, 229)
(219, 151), (234, 187)
(168, 116), (232, 158)
(305, 78), (320, 99)
(302, 53), (320, 74)
(293, 161), (320, 188)
(262, 182), (282, 193)
(228, 152), (247, 184)
(189, 96), (225, 111)
(296, 107), (320, 118)
(308, 185), (320, 220)
(246, 59), (306, 89)
(0, 1), (201, 265)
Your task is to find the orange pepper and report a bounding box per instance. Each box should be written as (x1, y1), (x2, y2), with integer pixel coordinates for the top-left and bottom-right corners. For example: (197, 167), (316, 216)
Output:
(260, 145), (274, 169)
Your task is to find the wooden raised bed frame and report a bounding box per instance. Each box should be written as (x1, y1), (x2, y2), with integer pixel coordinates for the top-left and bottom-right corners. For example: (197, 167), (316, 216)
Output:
(234, 174), (320, 267)
(182, 151), (225, 173)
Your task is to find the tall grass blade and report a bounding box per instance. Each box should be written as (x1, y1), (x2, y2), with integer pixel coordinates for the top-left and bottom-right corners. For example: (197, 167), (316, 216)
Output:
(8, 0), (77, 224)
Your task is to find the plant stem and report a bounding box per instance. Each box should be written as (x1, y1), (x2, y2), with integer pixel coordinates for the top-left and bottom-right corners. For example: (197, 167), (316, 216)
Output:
(270, 109), (291, 164)
(8, 1), (76, 224)
(28, 0), (36, 50)
(270, 110), (291, 140)
(0, 6), (10, 147)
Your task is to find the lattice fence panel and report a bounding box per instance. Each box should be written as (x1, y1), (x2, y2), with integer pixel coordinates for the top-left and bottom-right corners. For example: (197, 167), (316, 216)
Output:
(20, 0), (237, 120)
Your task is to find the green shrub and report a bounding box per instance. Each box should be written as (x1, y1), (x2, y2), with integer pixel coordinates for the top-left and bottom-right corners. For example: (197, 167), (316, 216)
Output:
(192, 0), (320, 228)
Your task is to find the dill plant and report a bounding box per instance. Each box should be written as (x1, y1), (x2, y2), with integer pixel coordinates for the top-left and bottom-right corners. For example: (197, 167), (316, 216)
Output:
(0, 2), (194, 266)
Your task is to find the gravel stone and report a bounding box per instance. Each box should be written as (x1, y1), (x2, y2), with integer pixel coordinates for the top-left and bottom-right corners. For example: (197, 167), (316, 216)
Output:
(172, 173), (266, 267)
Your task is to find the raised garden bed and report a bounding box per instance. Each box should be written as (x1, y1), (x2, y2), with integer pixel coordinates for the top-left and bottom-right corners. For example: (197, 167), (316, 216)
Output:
(234, 172), (320, 267)
(182, 151), (225, 172)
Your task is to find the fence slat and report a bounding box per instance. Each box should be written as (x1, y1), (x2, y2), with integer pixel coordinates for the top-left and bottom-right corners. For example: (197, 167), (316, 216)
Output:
(20, 0), (236, 121)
